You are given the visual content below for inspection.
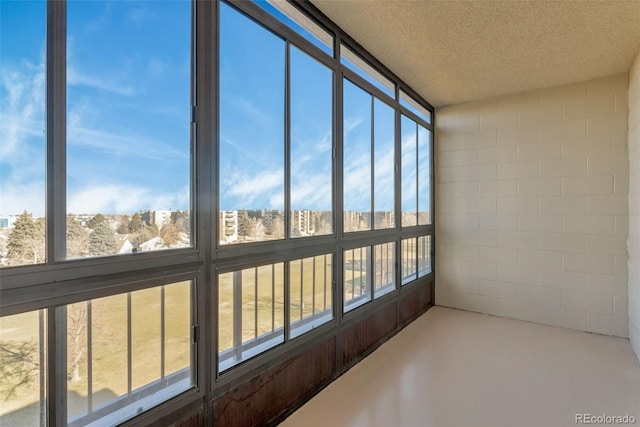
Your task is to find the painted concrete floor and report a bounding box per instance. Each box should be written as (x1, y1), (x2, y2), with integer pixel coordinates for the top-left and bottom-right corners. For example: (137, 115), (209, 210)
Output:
(280, 306), (640, 427)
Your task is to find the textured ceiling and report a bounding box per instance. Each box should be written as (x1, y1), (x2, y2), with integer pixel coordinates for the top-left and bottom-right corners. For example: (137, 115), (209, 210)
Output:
(310, 0), (640, 107)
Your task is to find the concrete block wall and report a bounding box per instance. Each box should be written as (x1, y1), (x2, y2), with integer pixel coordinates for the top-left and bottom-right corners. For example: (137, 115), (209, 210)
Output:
(435, 74), (630, 337)
(629, 52), (640, 358)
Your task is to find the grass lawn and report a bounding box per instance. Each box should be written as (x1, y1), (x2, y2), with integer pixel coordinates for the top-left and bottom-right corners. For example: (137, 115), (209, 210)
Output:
(0, 239), (428, 423)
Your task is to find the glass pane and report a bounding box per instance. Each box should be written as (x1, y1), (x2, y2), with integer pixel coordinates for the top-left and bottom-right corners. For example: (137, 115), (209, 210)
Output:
(400, 89), (431, 124)
(0, 2), (46, 268)
(218, 264), (285, 371)
(66, 1), (191, 259)
(344, 246), (371, 312)
(219, 3), (285, 245)
(164, 282), (191, 375)
(418, 235), (432, 277)
(0, 310), (46, 426)
(131, 287), (161, 391)
(401, 115), (417, 227)
(290, 47), (333, 237)
(66, 283), (193, 426)
(401, 238), (417, 285)
(373, 99), (395, 229)
(343, 79), (371, 232)
(289, 254), (333, 338)
(373, 242), (395, 298)
(341, 44), (394, 98)
(254, 0), (333, 55)
(418, 126), (432, 225)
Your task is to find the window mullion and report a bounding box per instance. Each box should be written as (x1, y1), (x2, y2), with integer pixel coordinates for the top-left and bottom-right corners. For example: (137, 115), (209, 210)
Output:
(370, 96), (375, 230)
(47, 0), (67, 264)
(394, 104), (401, 291)
(46, 1), (68, 424)
(415, 122), (419, 227)
(285, 41), (292, 239)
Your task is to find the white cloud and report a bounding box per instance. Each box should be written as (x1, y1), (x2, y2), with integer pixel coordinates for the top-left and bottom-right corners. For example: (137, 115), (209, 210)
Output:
(343, 151), (372, 210)
(222, 169), (284, 209)
(0, 57), (46, 216)
(67, 122), (188, 161)
(0, 181), (46, 218)
(0, 60), (45, 159)
(67, 66), (135, 96)
(343, 116), (364, 134)
(68, 184), (189, 215)
(234, 97), (276, 125)
(291, 174), (332, 209)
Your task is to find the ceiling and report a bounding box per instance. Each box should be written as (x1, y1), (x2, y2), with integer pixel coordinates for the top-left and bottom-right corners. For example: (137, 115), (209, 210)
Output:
(310, 0), (640, 108)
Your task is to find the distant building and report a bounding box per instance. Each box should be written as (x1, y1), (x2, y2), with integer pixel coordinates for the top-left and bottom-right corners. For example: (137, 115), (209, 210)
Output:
(115, 234), (134, 254)
(139, 236), (163, 252)
(374, 211), (394, 228)
(292, 210), (315, 236)
(220, 210), (238, 243)
(139, 210), (173, 228)
(344, 211), (361, 232)
(262, 209), (279, 228)
(153, 210), (173, 228)
(0, 215), (20, 229)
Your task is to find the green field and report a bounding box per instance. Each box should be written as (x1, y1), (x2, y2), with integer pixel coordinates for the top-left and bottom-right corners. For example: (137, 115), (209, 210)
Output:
(0, 281), (191, 425)
(0, 240), (430, 425)
(218, 254), (333, 353)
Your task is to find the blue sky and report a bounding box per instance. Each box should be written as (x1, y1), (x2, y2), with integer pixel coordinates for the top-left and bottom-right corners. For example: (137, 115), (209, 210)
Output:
(1, 0), (190, 217)
(1, 1), (47, 217)
(0, 0), (429, 218)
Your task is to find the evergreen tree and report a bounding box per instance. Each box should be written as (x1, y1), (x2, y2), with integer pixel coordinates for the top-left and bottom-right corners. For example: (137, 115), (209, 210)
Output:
(89, 221), (117, 256)
(6, 211), (45, 265)
(66, 215), (89, 258)
(116, 215), (130, 234)
(131, 224), (159, 248)
(87, 213), (106, 230)
(129, 213), (144, 233)
(238, 210), (251, 240)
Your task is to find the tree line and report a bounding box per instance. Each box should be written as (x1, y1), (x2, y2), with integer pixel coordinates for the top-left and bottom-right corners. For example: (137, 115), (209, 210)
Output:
(1, 210), (190, 265)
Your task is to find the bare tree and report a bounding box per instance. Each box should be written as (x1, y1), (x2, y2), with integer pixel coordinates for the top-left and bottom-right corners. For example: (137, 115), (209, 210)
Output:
(67, 303), (88, 383)
(268, 216), (284, 239)
(159, 222), (180, 247)
(0, 341), (39, 400)
(250, 217), (264, 239)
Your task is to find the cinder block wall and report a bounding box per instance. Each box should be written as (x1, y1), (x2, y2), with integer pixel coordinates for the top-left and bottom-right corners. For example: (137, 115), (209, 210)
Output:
(629, 52), (640, 358)
(435, 74), (629, 337)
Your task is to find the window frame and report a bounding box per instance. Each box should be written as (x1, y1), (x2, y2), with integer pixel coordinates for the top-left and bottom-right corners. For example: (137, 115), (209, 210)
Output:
(0, 0), (435, 425)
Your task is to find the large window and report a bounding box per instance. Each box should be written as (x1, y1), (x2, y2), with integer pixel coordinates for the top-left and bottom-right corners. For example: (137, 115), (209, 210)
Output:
(218, 263), (285, 371)
(65, 282), (192, 426)
(1, 0), (434, 425)
(66, 1), (192, 259)
(290, 47), (334, 237)
(289, 254), (333, 338)
(0, 310), (47, 426)
(343, 81), (396, 233)
(219, 2), (285, 245)
(344, 246), (371, 311)
(0, 2), (47, 267)
(402, 115), (432, 226)
(343, 80), (372, 232)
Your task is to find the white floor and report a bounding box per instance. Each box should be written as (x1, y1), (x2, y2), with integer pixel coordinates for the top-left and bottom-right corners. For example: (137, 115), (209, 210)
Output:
(281, 306), (640, 427)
